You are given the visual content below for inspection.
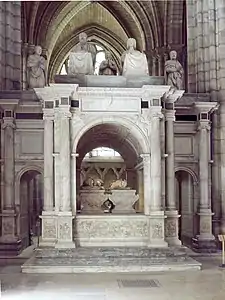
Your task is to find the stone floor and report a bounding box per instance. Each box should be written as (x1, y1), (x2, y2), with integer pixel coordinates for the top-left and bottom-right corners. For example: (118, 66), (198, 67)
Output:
(0, 251), (225, 299)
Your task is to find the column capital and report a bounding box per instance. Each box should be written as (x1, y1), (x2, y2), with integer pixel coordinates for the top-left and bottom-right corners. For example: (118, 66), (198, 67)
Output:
(58, 108), (72, 119)
(151, 107), (163, 119)
(164, 109), (175, 121)
(43, 108), (54, 120)
(2, 117), (16, 130)
(198, 120), (211, 131)
(194, 102), (218, 115)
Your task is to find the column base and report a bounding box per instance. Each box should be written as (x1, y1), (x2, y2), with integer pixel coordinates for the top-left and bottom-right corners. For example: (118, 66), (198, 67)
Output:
(192, 236), (217, 253)
(55, 212), (75, 249)
(39, 211), (57, 247)
(148, 211), (168, 248)
(0, 237), (22, 257)
(194, 209), (217, 252)
(0, 209), (22, 256)
(165, 210), (182, 246)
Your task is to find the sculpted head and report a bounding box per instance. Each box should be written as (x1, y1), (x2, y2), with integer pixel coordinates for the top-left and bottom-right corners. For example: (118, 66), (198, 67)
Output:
(34, 45), (42, 55)
(169, 50), (177, 60)
(127, 38), (136, 50)
(79, 32), (88, 46)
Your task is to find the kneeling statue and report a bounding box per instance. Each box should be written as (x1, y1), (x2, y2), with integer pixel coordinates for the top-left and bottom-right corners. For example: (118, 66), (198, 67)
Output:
(99, 51), (117, 75)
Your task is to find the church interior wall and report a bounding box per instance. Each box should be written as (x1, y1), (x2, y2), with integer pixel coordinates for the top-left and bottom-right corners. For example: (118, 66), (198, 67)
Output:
(0, 0), (224, 254)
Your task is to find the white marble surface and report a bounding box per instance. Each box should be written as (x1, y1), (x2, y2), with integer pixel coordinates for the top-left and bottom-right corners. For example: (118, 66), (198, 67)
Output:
(79, 189), (106, 212)
(79, 189), (138, 213)
(60, 114), (71, 211)
(55, 212), (75, 249)
(75, 215), (148, 247)
(110, 189), (138, 213)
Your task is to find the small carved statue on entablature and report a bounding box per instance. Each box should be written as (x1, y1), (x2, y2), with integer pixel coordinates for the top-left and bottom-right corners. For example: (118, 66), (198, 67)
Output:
(164, 50), (184, 90)
(27, 45), (46, 88)
(99, 51), (117, 75)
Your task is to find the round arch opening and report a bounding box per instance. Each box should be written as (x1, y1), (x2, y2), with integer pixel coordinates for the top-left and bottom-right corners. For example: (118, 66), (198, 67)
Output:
(19, 170), (43, 250)
(175, 169), (198, 245)
(76, 123), (144, 214)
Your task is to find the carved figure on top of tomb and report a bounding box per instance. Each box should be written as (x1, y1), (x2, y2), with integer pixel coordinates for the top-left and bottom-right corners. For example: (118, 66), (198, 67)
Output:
(121, 38), (149, 77)
(164, 50), (184, 90)
(68, 32), (97, 75)
(109, 179), (128, 190)
(27, 45), (46, 88)
(82, 177), (104, 189)
(99, 51), (117, 76)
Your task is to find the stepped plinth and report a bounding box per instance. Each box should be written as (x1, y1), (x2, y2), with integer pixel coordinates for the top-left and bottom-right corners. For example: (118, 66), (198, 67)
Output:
(21, 247), (201, 273)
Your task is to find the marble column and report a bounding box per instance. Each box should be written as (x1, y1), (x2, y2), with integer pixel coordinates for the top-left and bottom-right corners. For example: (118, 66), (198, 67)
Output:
(148, 106), (167, 247)
(150, 108), (163, 211)
(39, 109), (56, 247)
(141, 154), (151, 216)
(43, 112), (54, 211)
(137, 168), (144, 213)
(53, 107), (60, 212)
(0, 115), (20, 255)
(2, 117), (16, 210)
(192, 118), (216, 252)
(60, 111), (71, 212)
(55, 103), (75, 249)
(164, 107), (181, 246)
(1, 117), (16, 233)
(71, 153), (78, 214)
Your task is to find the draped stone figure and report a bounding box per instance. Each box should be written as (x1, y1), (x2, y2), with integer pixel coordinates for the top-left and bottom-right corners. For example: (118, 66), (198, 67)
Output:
(164, 50), (184, 90)
(99, 51), (117, 75)
(68, 32), (97, 75)
(121, 38), (149, 77)
(27, 45), (46, 88)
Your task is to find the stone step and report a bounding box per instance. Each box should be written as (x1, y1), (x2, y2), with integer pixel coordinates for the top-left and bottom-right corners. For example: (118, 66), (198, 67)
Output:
(21, 247), (202, 273)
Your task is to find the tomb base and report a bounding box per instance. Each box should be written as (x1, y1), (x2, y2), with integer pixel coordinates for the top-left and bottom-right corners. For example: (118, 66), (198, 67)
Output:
(21, 246), (201, 273)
